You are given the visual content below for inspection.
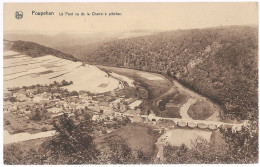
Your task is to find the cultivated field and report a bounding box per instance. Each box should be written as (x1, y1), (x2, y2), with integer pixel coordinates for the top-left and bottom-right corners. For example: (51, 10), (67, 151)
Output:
(4, 51), (121, 93)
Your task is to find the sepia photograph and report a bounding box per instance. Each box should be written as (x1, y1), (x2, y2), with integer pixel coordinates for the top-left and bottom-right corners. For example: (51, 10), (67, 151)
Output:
(2, 1), (259, 165)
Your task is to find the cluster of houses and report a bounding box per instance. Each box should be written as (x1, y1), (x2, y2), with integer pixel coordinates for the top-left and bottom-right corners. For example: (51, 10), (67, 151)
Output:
(3, 84), (144, 126)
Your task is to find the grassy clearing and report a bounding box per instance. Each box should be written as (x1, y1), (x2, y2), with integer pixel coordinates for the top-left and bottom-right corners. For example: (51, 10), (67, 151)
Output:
(171, 92), (189, 106)
(159, 107), (181, 118)
(94, 123), (161, 158)
(4, 113), (53, 134)
(98, 65), (171, 100)
(187, 100), (214, 120)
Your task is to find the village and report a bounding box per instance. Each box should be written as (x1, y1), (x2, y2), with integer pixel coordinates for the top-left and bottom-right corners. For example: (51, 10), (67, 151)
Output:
(3, 80), (145, 136)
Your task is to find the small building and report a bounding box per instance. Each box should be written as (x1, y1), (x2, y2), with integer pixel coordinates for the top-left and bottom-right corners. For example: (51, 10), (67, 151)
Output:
(4, 90), (12, 99)
(129, 115), (143, 123)
(48, 107), (63, 114)
(98, 101), (110, 107)
(128, 100), (142, 110)
(125, 109), (141, 115)
(120, 104), (128, 112)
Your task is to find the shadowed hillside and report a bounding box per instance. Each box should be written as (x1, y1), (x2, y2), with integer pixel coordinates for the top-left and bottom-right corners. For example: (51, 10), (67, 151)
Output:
(10, 40), (78, 61)
(75, 26), (258, 120)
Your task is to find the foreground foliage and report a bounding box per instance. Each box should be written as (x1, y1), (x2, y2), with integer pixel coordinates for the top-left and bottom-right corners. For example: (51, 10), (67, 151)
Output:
(162, 123), (258, 164)
(4, 114), (258, 164)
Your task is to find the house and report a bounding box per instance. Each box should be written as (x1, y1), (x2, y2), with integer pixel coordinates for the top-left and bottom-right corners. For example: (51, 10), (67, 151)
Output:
(76, 104), (86, 110)
(26, 89), (36, 97)
(3, 90), (12, 99)
(52, 93), (61, 99)
(13, 93), (30, 102)
(92, 115), (101, 121)
(120, 104), (128, 112)
(125, 109), (141, 115)
(17, 89), (26, 95)
(33, 93), (51, 102)
(48, 107), (63, 114)
(79, 93), (92, 100)
(98, 101), (110, 107)
(33, 94), (43, 102)
(42, 92), (52, 100)
(110, 98), (121, 109)
(23, 109), (32, 115)
(3, 101), (13, 112)
(128, 100), (142, 110)
(18, 105), (30, 114)
(55, 101), (64, 108)
(67, 103), (77, 110)
(129, 115), (143, 123)
(124, 98), (136, 105)
(51, 113), (64, 119)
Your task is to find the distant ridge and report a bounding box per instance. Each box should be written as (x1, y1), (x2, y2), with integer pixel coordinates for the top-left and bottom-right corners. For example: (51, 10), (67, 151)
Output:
(9, 40), (78, 62)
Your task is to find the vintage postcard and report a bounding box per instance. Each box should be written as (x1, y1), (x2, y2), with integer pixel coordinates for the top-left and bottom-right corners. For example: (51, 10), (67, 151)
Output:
(2, 2), (258, 165)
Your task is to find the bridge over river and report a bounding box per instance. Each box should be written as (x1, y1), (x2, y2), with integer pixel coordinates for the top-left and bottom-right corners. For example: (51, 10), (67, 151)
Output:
(115, 112), (248, 131)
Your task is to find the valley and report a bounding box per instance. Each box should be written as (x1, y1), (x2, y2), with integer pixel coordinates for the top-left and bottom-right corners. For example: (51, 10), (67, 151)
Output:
(3, 25), (257, 164)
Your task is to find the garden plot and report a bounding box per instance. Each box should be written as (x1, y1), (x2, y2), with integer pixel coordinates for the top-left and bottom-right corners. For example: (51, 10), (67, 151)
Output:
(57, 66), (120, 93)
(5, 67), (48, 81)
(5, 56), (33, 64)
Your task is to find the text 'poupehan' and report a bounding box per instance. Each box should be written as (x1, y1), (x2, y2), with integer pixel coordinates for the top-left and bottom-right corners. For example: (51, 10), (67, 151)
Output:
(32, 11), (54, 16)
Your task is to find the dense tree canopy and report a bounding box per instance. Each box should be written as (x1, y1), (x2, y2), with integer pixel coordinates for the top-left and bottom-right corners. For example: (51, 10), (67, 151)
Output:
(76, 26), (257, 120)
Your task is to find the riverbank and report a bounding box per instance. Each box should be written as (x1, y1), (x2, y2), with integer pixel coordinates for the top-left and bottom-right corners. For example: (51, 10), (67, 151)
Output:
(98, 65), (221, 121)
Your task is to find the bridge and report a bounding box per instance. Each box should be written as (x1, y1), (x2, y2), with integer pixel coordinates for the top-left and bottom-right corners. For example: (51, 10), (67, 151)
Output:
(114, 112), (248, 131)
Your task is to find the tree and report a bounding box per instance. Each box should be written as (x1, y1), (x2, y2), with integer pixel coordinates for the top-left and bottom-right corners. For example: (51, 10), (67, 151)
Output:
(70, 91), (79, 96)
(219, 123), (258, 163)
(4, 144), (24, 164)
(61, 80), (69, 86)
(8, 97), (17, 102)
(162, 125), (258, 164)
(42, 113), (100, 164)
(101, 136), (150, 164)
(29, 108), (48, 121)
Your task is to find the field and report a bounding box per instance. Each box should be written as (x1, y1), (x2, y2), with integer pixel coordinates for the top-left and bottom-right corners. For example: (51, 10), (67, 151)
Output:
(159, 107), (181, 118)
(187, 100), (215, 120)
(4, 50), (120, 93)
(4, 113), (53, 135)
(161, 128), (212, 148)
(94, 123), (162, 158)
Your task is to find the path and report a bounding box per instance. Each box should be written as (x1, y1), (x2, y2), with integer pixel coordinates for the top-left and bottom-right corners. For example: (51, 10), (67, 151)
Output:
(179, 98), (197, 119)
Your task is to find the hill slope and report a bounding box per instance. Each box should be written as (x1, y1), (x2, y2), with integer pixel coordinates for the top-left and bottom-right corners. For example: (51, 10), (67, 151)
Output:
(10, 40), (78, 61)
(76, 26), (258, 120)
(3, 40), (121, 94)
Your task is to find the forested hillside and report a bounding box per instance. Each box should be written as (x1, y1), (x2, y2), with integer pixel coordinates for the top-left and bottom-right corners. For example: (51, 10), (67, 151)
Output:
(10, 40), (78, 61)
(77, 26), (258, 120)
